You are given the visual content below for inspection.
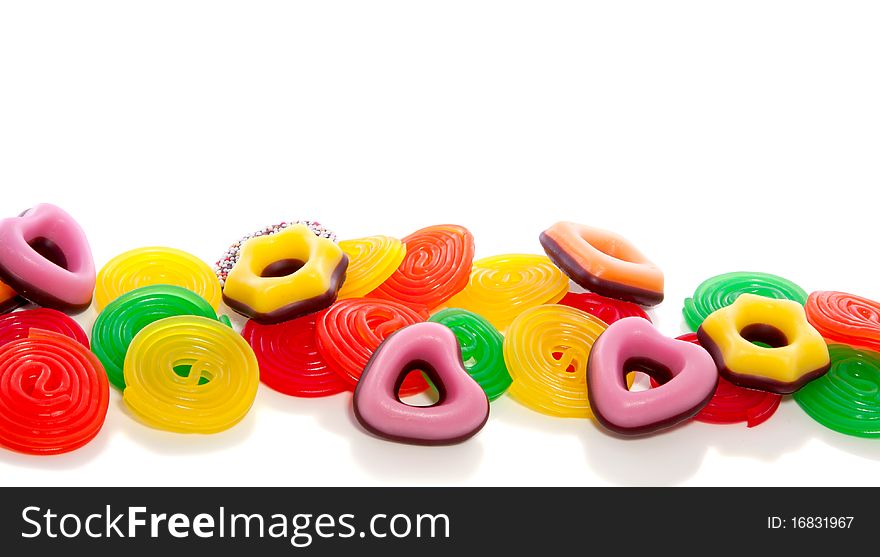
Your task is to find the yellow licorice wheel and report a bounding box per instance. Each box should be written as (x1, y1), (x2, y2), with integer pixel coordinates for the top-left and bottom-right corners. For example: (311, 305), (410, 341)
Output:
(445, 254), (569, 330)
(123, 316), (259, 434)
(95, 247), (222, 311)
(504, 304), (613, 418)
(337, 235), (406, 299)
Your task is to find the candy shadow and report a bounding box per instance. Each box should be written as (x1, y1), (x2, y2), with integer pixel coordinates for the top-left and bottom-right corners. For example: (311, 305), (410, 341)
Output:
(117, 398), (257, 455)
(259, 386), (484, 483)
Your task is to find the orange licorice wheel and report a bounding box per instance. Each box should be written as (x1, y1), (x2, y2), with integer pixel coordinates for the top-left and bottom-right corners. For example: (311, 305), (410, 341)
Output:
(316, 298), (429, 395)
(805, 291), (880, 353)
(370, 225), (474, 310)
(242, 312), (349, 397)
(0, 329), (109, 454)
(0, 279), (24, 314)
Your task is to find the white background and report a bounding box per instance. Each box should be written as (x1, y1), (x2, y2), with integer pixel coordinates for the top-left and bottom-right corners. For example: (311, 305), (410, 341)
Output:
(1, 1), (878, 486)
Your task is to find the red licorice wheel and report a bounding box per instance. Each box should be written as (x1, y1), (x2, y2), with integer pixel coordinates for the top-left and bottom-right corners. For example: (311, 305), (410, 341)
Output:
(241, 313), (349, 397)
(0, 308), (90, 349)
(558, 292), (651, 324)
(316, 298), (430, 395)
(369, 224), (474, 310)
(0, 329), (109, 454)
(649, 333), (781, 427)
(805, 291), (880, 352)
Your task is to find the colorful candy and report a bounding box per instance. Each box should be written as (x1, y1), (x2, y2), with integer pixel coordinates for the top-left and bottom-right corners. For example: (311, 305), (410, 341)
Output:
(540, 222), (664, 306)
(215, 221), (336, 287)
(588, 318), (718, 435)
(316, 298), (429, 396)
(222, 225), (348, 324)
(337, 235), (406, 299)
(429, 308), (511, 400)
(95, 247), (222, 311)
(0, 330), (109, 454)
(0, 279), (23, 314)
(794, 344), (880, 438)
(123, 316), (259, 434)
(805, 291), (880, 353)
(0, 204), (96, 313)
(0, 308), (89, 349)
(558, 292), (650, 324)
(242, 313), (348, 397)
(370, 225), (474, 310)
(444, 254), (569, 330)
(697, 294), (830, 394)
(682, 271), (807, 331)
(92, 285), (229, 390)
(650, 334), (782, 427)
(354, 322), (490, 445)
(504, 305), (609, 418)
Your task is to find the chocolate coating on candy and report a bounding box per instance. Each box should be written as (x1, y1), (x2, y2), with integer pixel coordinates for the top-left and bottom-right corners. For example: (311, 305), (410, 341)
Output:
(0, 280), (24, 315)
(587, 318), (718, 436)
(353, 322), (490, 445)
(222, 258), (348, 324)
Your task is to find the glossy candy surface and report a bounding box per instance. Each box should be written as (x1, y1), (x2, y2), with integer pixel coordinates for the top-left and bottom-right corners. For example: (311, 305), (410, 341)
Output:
(0, 280), (23, 314)
(504, 305), (610, 418)
(445, 254), (568, 330)
(123, 316), (259, 434)
(0, 308), (89, 349)
(649, 333), (781, 427)
(242, 312), (348, 397)
(805, 291), (880, 353)
(683, 271), (807, 331)
(558, 292), (650, 324)
(370, 225), (474, 310)
(337, 236), (406, 299)
(92, 285), (229, 390)
(0, 329), (109, 454)
(794, 344), (880, 438)
(96, 247), (222, 311)
(429, 308), (511, 400)
(316, 298), (429, 396)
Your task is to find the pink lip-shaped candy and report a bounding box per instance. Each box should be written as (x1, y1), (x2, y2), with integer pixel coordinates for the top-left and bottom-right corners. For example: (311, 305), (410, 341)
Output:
(0, 204), (96, 313)
(353, 321), (490, 445)
(587, 317), (719, 436)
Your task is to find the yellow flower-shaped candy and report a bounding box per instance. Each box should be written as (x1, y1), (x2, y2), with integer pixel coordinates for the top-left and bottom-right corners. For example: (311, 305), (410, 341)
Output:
(222, 224), (348, 324)
(697, 294), (830, 394)
(337, 235), (406, 299)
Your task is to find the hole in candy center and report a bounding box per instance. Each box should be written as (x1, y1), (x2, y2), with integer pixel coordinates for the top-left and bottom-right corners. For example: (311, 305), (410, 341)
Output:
(28, 237), (69, 270)
(173, 363), (212, 385)
(399, 370), (440, 407)
(552, 350), (577, 373)
(625, 357), (673, 391)
(739, 324), (789, 348)
(261, 258), (306, 278)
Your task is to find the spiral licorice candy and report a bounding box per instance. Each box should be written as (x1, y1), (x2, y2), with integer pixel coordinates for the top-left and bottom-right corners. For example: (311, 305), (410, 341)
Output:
(123, 316), (259, 434)
(445, 254), (569, 331)
(370, 225), (474, 310)
(337, 235), (406, 299)
(649, 333), (781, 427)
(316, 298), (429, 396)
(242, 312), (348, 397)
(794, 344), (880, 438)
(95, 247), (222, 311)
(0, 330), (109, 454)
(0, 308), (89, 348)
(429, 308), (511, 400)
(682, 271), (807, 331)
(805, 291), (880, 353)
(558, 292), (650, 325)
(504, 305), (609, 418)
(92, 285), (229, 391)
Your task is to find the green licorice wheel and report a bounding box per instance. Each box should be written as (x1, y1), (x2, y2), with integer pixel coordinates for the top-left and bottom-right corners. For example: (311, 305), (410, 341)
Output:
(429, 308), (511, 400)
(92, 285), (231, 390)
(794, 344), (880, 438)
(682, 271), (807, 331)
